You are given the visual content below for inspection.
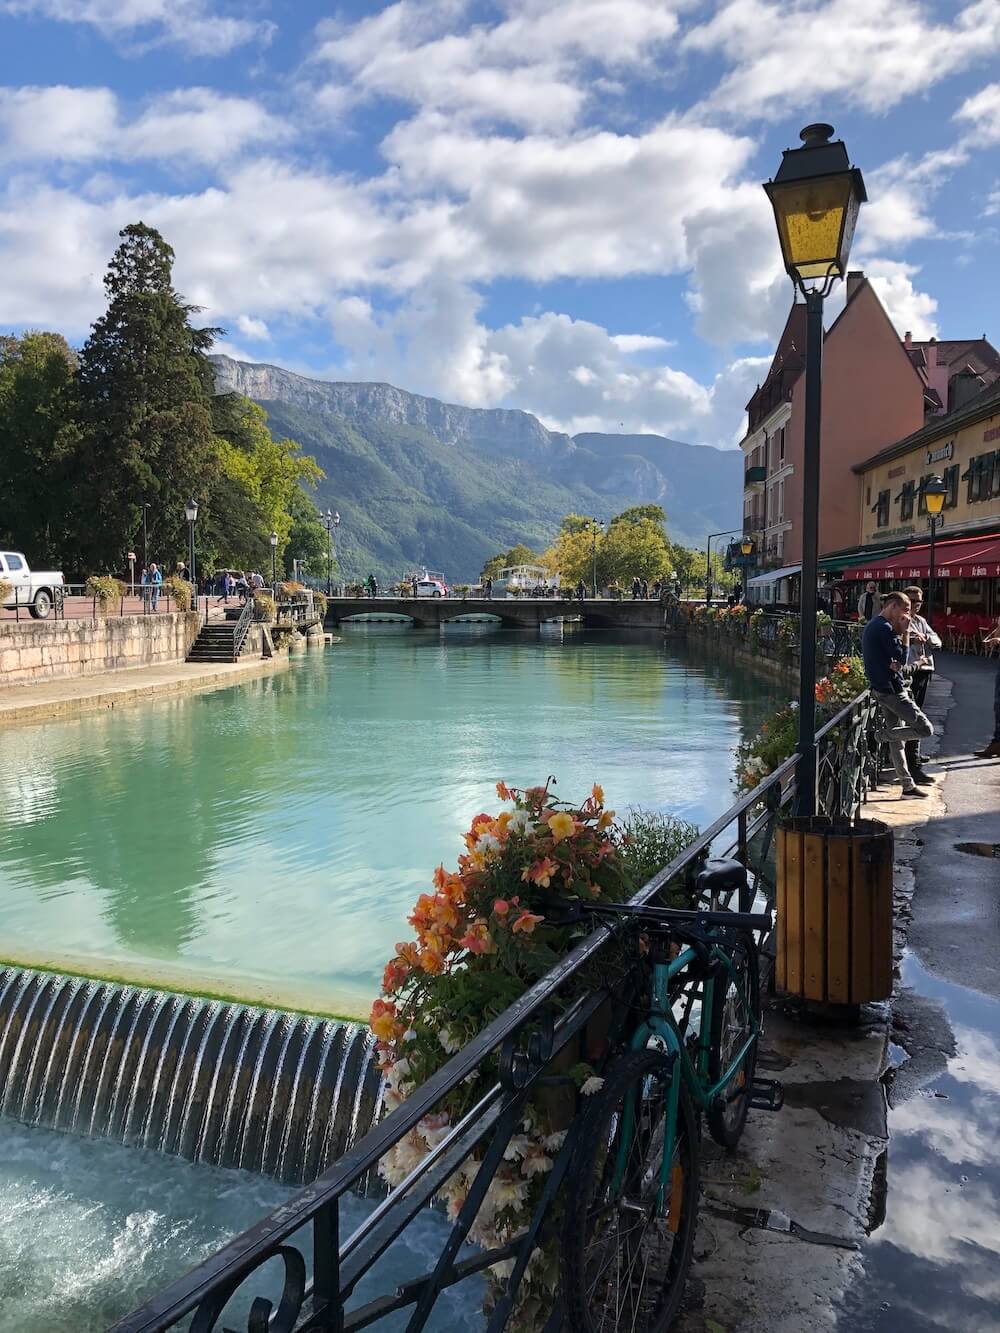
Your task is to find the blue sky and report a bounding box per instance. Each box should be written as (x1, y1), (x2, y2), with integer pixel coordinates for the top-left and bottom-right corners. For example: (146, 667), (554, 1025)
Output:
(1, 0), (999, 446)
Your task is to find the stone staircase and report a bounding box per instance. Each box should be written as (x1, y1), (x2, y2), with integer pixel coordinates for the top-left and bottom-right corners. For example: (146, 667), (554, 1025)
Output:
(186, 619), (245, 664)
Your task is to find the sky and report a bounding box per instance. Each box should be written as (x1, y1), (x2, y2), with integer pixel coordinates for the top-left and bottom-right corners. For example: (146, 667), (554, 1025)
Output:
(1, 0), (999, 448)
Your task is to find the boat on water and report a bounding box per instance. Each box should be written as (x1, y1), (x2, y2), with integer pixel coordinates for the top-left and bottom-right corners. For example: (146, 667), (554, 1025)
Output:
(489, 564), (561, 597)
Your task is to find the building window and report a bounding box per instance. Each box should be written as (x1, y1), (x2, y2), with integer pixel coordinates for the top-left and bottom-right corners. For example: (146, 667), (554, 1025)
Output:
(778, 480), (785, 522)
(778, 427), (785, 462)
(897, 480), (916, 521)
(873, 489), (890, 527)
(963, 452), (996, 503)
(944, 463), (959, 508)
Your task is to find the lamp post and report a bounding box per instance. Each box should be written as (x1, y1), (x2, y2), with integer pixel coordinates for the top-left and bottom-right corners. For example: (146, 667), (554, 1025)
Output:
(764, 122), (867, 816)
(591, 518), (605, 598)
(921, 475), (947, 629)
(184, 497), (198, 610)
(741, 536), (754, 602)
(270, 530), (278, 592)
(706, 529), (742, 605)
(323, 509), (341, 596)
(141, 502), (150, 572)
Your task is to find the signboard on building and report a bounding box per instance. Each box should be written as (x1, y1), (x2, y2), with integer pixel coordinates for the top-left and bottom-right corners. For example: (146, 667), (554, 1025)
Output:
(925, 441), (954, 464)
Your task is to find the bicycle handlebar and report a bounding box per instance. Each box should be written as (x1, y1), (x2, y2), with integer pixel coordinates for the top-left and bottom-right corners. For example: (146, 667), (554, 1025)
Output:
(565, 901), (773, 934)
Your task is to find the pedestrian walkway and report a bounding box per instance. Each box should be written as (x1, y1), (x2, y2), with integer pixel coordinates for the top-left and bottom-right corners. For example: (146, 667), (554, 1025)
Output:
(0, 653), (287, 726)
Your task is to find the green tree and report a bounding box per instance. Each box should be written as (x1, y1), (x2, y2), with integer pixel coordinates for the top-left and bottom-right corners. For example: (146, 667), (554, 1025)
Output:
(74, 222), (220, 572)
(479, 542), (539, 582)
(610, 505), (667, 529)
(0, 332), (82, 566)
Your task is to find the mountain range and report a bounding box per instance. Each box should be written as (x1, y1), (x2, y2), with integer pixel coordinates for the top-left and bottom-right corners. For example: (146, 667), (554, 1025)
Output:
(211, 355), (743, 581)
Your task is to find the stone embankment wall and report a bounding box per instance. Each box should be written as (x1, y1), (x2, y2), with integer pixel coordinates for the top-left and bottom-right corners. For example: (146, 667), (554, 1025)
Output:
(684, 626), (799, 684)
(0, 612), (201, 686)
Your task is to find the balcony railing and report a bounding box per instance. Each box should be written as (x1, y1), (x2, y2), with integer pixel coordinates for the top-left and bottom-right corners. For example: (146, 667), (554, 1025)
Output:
(112, 687), (881, 1333)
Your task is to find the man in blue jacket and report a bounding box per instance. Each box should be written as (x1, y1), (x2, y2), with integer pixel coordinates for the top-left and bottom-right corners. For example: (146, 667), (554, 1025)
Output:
(861, 591), (934, 798)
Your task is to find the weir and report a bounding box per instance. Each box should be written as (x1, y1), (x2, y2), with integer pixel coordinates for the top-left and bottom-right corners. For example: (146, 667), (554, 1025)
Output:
(0, 966), (382, 1185)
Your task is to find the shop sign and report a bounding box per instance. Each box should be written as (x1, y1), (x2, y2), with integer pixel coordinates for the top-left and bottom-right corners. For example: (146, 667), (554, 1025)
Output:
(926, 441), (954, 464)
(984, 424), (1000, 444)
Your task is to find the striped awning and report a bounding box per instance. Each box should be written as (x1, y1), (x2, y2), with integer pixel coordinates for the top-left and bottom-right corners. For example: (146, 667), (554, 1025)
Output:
(841, 533), (1000, 582)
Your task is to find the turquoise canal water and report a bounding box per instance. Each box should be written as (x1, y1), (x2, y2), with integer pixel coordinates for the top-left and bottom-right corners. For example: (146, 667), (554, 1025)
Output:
(0, 626), (783, 1014)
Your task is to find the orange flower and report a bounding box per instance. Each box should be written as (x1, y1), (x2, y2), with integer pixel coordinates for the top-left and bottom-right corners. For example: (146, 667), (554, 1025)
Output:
(597, 809), (615, 831)
(591, 783), (604, 805)
(547, 811), (576, 842)
(521, 856), (558, 888)
(459, 921), (493, 954)
(512, 910), (545, 935)
(496, 781), (513, 800)
(419, 947), (445, 975)
(382, 958), (410, 993)
(370, 999), (400, 1043)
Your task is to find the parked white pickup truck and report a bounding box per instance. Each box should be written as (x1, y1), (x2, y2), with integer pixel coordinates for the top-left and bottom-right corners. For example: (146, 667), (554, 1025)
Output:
(0, 551), (65, 619)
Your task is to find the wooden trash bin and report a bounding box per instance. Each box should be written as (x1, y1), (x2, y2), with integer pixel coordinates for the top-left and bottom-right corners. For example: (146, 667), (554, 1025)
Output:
(776, 816), (893, 1004)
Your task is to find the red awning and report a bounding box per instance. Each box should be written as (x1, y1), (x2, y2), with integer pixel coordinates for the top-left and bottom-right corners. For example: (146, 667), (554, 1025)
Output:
(843, 534), (1000, 582)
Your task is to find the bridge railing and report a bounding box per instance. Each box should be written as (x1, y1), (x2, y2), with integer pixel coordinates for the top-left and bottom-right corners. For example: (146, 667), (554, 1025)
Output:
(112, 691), (879, 1333)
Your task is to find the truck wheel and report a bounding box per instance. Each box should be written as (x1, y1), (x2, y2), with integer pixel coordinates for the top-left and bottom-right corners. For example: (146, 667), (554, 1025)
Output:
(30, 589), (52, 619)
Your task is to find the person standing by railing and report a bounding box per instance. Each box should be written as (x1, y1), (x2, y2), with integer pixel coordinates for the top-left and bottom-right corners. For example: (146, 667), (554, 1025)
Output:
(902, 585), (941, 782)
(858, 581), (881, 621)
(862, 591), (934, 798)
(148, 561), (161, 612)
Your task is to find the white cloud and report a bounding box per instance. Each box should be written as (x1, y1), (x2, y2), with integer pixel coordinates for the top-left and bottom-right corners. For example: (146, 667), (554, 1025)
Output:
(315, 0), (683, 132)
(0, 87), (287, 166)
(684, 0), (1000, 119)
(235, 315), (269, 341)
(0, 0), (273, 55)
(955, 81), (1000, 143)
(864, 258), (939, 339)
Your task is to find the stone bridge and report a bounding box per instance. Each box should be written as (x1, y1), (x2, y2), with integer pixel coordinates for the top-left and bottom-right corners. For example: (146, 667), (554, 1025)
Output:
(326, 595), (677, 631)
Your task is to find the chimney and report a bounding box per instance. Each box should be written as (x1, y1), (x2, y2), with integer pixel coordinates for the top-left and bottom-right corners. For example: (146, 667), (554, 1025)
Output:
(904, 331), (912, 348)
(846, 270), (864, 302)
(926, 338), (937, 370)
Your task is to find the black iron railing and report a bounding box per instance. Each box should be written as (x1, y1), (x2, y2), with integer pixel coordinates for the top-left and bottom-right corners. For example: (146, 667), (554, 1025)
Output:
(112, 692), (878, 1333)
(693, 610), (863, 658)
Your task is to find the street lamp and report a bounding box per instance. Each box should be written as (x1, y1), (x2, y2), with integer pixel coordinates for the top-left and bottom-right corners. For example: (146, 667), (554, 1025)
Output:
(141, 501), (150, 572)
(921, 475), (947, 630)
(270, 530), (278, 591)
(323, 509), (341, 596)
(591, 518), (605, 598)
(706, 529), (742, 605)
(184, 497), (198, 610)
(765, 122), (867, 816)
(741, 536), (755, 602)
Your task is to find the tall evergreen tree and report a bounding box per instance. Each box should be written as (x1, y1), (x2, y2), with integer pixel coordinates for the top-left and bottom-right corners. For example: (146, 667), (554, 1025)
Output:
(75, 222), (220, 571)
(0, 332), (81, 567)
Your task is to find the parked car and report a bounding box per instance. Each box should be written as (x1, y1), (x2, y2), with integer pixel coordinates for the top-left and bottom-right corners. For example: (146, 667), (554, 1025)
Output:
(415, 577), (448, 598)
(0, 551), (64, 619)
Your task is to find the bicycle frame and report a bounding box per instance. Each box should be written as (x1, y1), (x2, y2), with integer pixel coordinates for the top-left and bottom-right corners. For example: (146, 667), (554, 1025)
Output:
(615, 941), (760, 1214)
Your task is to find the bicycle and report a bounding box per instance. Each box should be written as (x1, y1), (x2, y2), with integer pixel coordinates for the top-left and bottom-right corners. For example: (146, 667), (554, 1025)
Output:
(557, 859), (783, 1333)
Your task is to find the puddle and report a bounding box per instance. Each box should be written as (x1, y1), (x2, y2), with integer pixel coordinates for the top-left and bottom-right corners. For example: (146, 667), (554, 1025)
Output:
(837, 955), (1000, 1332)
(954, 841), (1000, 858)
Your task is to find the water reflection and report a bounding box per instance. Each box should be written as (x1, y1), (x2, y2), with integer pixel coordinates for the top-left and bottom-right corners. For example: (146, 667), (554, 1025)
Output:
(0, 630), (783, 1004)
(839, 957), (1000, 1331)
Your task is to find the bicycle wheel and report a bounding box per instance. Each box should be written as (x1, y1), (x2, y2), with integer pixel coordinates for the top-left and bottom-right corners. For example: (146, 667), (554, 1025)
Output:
(706, 929), (760, 1149)
(560, 1049), (700, 1333)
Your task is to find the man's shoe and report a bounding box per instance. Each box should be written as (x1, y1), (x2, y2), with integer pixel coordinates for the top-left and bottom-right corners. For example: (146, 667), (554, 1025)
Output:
(974, 740), (1000, 759)
(900, 786), (928, 799)
(912, 771), (935, 786)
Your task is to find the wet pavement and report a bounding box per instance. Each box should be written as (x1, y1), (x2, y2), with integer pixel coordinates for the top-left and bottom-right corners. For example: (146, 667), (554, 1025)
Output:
(837, 654), (1000, 1332)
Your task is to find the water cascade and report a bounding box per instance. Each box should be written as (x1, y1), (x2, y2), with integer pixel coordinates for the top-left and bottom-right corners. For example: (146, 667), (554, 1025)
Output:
(0, 966), (382, 1184)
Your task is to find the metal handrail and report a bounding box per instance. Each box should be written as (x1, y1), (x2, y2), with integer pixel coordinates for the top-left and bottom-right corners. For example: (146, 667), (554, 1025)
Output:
(112, 691), (877, 1333)
(231, 595), (255, 660)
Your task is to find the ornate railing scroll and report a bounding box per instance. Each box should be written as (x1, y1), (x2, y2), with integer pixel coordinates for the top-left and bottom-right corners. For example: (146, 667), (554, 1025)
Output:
(113, 692), (878, 1333)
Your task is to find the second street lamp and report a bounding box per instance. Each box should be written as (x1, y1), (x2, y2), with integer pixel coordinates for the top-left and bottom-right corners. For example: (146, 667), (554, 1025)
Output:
(921, 474), (947, 630)
(764, 123), (867, 816)
(270, 530), (278, 591)
(184, 497), (198, 612)
(323, 509), (341, 596)
(591, 518), (604, 598)
(741, 536), (754, 602)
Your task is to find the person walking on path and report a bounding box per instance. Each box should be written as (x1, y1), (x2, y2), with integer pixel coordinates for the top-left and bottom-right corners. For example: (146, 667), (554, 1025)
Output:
(902, 585), (942, 781)
(974, 614), (1000, 758)
(858, 581), (881, 621)
(148, 562), (162, 612)
(641, 578), (649, 599)
(631, 576), (641, 600)
(484, 576), (493, 600)
(861, 590), (935, 798)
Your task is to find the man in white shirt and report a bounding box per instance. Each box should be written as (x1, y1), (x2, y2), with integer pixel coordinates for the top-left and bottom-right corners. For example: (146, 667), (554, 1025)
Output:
(858, 581), (881, 621)
(902, 585), (942, 781)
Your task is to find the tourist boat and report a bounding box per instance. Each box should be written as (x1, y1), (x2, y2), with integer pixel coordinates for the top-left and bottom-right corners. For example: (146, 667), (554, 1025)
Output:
(489, 564), (561, 597)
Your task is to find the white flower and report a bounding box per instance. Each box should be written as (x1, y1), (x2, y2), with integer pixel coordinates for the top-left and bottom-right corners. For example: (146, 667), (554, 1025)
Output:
(438, 1026), (461, 1054)
(522, 1151), (553, 1177)
(543, 1130), (567, 1152)
(581, 1076), (604, 1096)
(390, 1057), (411, 1081)
(402, 1028), (417, 1042)
(503, 1134), (532, 1162)
(489, 1175), (528, 1210)
(507, 809), (534, 834)
(476, 832), (501, 855)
